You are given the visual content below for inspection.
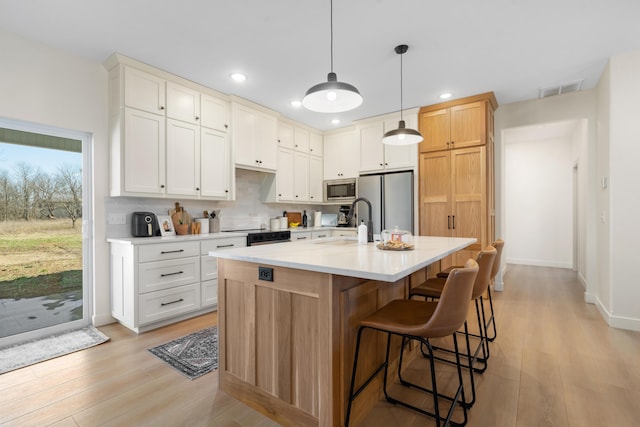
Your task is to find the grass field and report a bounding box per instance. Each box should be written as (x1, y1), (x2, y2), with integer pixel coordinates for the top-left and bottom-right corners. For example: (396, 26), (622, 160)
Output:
(0, 219), (82, 299)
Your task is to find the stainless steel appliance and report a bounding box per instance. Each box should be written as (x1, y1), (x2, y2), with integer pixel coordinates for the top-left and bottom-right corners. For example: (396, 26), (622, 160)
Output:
(131, 212), (159, 237)
(356, 171), (414, 236)
(324, 178), (357, 202)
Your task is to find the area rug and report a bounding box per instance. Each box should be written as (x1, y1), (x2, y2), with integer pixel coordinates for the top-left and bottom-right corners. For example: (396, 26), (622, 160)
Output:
(0, 326), (110, 374)
(148, 326), (218, 380)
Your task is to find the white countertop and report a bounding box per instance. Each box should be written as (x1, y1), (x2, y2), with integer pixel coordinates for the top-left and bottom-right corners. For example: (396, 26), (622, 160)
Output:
(210, 236), (477, 282)
(107, 232), (248, 245)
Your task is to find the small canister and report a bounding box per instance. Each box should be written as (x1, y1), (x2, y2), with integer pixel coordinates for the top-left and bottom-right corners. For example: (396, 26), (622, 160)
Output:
(280, 216), (288, 229)
(270, 217), (281, 230)
(196, 218), (209, 234)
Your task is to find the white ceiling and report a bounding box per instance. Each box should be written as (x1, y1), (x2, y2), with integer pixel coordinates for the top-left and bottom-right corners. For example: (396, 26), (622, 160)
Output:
(1, 0), (639, 131)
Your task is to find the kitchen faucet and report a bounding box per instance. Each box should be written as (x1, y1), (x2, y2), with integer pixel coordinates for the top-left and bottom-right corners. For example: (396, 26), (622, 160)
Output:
(346, 197), (374, 242)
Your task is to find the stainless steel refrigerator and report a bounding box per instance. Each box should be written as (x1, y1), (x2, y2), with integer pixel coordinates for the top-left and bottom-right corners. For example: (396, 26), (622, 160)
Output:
(357, 171), (413, 236)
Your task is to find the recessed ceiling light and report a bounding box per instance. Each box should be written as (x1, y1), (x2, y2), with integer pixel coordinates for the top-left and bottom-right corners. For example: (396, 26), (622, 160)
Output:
(230, 73), (247, 82)
(331, 119), (340, 125)
(439, 92), (453, 99)
(291, 100), (302, 108)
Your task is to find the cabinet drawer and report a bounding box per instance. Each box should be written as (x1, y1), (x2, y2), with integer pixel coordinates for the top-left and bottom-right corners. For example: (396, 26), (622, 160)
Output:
(291, 231), (312, 241)
(201, 237), (246, 254)
(138, 241), (200, 262)
(139, 256), (200, 294)
(201, 254), (218, 281)
(138, 283), (201, 326)
(201, 279), (218, 308)
(311, 230), (331, 239)
(333, 229), (357, 238)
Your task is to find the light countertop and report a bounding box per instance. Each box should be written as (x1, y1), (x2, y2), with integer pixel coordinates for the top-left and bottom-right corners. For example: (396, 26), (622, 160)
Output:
(107, 232), (248, 245)
(210, 236), (476, 282)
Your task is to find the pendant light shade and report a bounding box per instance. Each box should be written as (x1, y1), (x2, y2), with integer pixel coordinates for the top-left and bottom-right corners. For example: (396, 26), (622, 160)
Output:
(382, 44), (423, 145)
(302, 0), (362, 113)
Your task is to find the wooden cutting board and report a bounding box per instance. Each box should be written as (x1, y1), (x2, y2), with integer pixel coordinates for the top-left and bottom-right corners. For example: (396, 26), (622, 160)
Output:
(287, 212), (302, 225)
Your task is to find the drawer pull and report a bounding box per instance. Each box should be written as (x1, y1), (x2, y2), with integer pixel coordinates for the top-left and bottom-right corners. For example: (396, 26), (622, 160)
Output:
(161, 298), (184, 306)
(160, 271), (184, 277)
(161, 249), (185, 254)
(296, 236), (308, 240)
(216, 244), (235, 248)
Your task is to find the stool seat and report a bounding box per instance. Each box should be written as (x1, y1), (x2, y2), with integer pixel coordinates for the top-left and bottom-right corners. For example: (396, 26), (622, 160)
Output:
(360, 299), (437, 336)
(410, 277), (446, 300)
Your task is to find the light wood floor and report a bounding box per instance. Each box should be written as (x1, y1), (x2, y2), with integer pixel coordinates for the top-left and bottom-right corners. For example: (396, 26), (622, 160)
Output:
(2, 265), (640, 426)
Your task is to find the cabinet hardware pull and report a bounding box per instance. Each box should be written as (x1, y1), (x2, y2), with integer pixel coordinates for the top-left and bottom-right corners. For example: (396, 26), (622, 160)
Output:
(159, 106), (165, 110)
(297, 236), (308, 240)
(447, 215), (451, 229)
(195, 116), (199, 120)
(160, 184), (165, 188)
(161, 298), (184, 306)
(216, 244), (235, 248)
(161, 271), (184, 277)
(379, 163), (383, 166)
(225, 189), (229, 193)
(196, 187), (200, 191)
(224, 124), (228, 129)
(161, 249), (185, 254)
(452, 215), (455, 229)
(317, 234), (327, 238)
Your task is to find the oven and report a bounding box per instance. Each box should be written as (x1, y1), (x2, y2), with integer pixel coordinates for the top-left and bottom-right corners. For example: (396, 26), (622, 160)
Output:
(246, 230), (291, 246)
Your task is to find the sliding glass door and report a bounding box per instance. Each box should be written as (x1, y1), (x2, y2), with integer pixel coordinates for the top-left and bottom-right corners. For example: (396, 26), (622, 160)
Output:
(0, 119), (92, 346)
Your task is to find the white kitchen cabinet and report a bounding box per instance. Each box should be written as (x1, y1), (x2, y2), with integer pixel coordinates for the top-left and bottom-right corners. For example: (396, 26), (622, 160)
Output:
(109, 235), (246, 333)
(201, 93), (229, 133)
(232, 102), (278, 171)
(166, 118), (200, 197)
(166, 81), (200, 125)
(293, 151), (309, 201)
(309, 154), (323, 202)
(309, 131), (323, 157)
(291, 231), (312, 241)
(121, 108), (166, 195)
(123, 67), (165, 115)
(201, 236), (246, 308)
(278, 120), (295, 149)
(276, 147), (295, 201)
(109, 60), (232, 200)
(359, 116), (418, 173)
(200, 128), (230, 198)
(333, 229), (357, 238)
(311, 230), (331, 239)
(294, 127), (310, 152)
(323, 129), (359, 179)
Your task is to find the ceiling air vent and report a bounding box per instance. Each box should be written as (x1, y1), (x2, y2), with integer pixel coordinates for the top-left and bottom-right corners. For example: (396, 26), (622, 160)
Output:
(539, 79), (584, 98)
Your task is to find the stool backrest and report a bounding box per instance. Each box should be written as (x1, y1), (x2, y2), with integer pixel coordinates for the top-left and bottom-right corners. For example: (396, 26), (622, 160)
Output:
(471, 246), (497, 300)
(490, 239), (505, 282)
(421, 259), (479, 339)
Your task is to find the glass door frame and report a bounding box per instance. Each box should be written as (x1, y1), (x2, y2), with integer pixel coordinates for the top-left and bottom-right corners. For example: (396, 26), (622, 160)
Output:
(0, 117), (93, 346)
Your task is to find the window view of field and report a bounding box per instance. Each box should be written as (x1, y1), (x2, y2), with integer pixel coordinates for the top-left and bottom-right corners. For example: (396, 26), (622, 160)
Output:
(0, 137), (83, 339)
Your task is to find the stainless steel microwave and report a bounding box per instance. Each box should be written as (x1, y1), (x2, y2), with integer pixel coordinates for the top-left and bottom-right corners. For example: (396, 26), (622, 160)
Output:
(324, 178), (357, 202)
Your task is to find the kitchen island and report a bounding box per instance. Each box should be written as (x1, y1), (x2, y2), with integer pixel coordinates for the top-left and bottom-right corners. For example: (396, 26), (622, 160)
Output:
(210, 236), (476, 427)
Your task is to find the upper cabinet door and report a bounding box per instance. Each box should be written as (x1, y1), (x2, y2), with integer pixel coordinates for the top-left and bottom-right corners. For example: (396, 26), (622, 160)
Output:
(201, 94), (229, 133)
(309, 131), (323, 157)
(166, 119), (200, 196)
(254, 112), (278, 170)
(124, 67), (166, 115)
(294, 128), (310, 153)
(449, 101), (486, 149)
(200, 128), (230, 199)
(359, 122), (385, 172)
(383, 117), (418, 170)
(166, 82), (201, 125)
(278, 121), (295, 149)
(419, 108), (450, 152)
(123, 108), (166, 195)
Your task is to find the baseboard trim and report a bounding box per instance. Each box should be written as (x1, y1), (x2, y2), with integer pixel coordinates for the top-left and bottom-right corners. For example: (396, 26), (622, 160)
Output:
(494, 264), (507, 291)
(506, 258), (572, 269)
(93, 313), (116, 327)
(595, 298), (640, 331)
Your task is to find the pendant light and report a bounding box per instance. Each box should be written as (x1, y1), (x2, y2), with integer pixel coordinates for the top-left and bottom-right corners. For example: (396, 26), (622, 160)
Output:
(302, 0), (363, 113)
(382, 44), (423, 145)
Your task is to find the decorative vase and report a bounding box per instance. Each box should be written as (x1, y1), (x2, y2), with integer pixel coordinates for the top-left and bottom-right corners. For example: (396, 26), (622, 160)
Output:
(175, 223), (189, 235)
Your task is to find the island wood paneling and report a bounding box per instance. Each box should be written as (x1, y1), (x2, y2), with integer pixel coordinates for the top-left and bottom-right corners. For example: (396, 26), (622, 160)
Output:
(218, 259), (421, 427)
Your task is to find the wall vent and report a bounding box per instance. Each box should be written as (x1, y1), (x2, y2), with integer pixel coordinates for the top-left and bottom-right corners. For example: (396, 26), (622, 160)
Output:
(539, 79), (584, 98)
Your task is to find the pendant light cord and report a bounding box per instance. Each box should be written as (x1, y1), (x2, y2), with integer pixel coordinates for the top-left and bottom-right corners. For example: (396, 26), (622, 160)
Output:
(399, 48), (404, 121)
(330, 0), (334, 73)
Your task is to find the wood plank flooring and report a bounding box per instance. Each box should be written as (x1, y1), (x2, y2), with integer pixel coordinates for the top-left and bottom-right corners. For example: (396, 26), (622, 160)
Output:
(1, 264), (640, 426)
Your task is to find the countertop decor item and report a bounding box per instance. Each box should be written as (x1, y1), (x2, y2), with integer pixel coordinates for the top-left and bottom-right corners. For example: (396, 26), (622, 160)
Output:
(157, 214), (175, 236)
(381, 44), (423, 145)
(148, 326), (218, 380)
(301, 0), (362, 113)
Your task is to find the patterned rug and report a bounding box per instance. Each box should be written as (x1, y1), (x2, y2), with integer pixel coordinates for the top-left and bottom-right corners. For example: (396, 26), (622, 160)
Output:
(148, 326), (218, 380)
(0, 326), (110, 374)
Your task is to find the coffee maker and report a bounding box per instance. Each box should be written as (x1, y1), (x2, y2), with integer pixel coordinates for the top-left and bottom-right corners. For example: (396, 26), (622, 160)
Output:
(337, 205), (353, 227)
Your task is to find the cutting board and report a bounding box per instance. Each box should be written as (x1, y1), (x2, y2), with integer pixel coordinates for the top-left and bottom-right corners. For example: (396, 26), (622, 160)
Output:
(287, 212), (302, 225)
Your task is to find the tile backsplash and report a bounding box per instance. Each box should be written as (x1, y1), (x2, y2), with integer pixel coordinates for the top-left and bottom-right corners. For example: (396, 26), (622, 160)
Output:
(105, 168), (340, 238)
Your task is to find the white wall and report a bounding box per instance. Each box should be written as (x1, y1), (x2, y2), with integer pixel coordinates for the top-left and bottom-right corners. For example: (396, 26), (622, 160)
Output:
(495, 90), (597, 299)
(504, 136), (574, 267)
(0, 29), (111, 325)
(605, 51), (640, 329)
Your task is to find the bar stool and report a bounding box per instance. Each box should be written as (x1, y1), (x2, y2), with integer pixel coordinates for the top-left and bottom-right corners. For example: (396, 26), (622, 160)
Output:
(409, 246), (496, 407)
(345, 259), (479, 427)
(437, 240), (504, 342)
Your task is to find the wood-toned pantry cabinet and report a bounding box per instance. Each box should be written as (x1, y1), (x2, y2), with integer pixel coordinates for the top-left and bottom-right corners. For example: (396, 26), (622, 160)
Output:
(418, 93), (497, 269)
